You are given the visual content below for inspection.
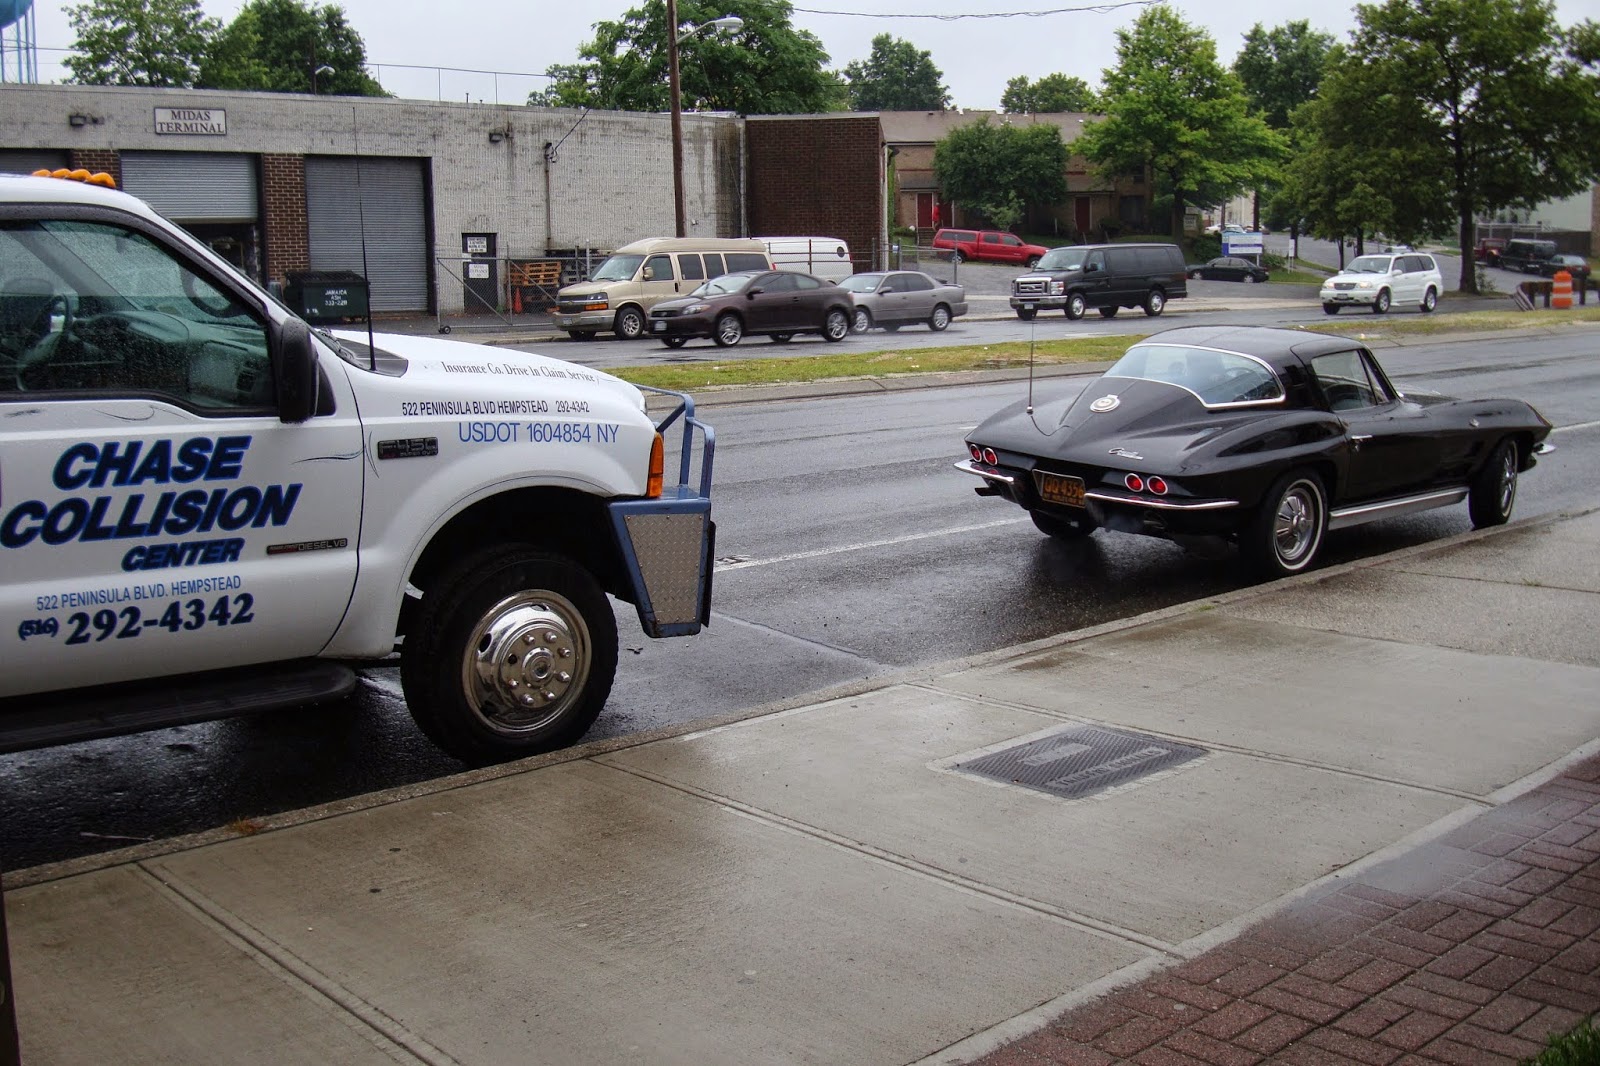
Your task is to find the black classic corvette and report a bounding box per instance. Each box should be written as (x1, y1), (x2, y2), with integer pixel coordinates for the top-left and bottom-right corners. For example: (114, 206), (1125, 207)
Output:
(957, 325), (1554, 576)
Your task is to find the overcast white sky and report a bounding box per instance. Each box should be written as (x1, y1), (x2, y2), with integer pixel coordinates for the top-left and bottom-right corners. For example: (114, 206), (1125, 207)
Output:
(19, 0), (1600, 111)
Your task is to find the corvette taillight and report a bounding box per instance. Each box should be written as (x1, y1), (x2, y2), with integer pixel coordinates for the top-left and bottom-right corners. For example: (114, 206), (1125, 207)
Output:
(1147, 476), (1169, 496)
(983, 447), (997, 465)
(1124, 473), (1144, 492)
(969, 443), (998, 465)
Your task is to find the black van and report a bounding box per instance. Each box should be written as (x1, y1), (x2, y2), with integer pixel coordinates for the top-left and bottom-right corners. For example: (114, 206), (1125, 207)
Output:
(1010, 243), (1188, 320)
(1499, 238), (1559, 274)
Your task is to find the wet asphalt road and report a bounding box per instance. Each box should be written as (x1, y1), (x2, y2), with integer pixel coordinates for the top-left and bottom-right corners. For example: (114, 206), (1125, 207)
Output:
(3, 320), (1598, 872)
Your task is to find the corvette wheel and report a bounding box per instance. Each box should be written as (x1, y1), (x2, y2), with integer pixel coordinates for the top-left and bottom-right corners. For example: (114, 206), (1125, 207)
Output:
(1372, 289), (1391, 314)
(1468, 439), (1518, 529)
(1064, 293), (1087, 320)
(851, 307), (872, 333)
(1031, 510), (1097, 540)
(1248, 471), (1326, 578)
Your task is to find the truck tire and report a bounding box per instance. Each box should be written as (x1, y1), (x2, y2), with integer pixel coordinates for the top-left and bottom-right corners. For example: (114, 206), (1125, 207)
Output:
(1143, 288), (1166, 316)
(401, 547), (617, 764)
(1015, 308), (1036, 321)
(1064, 292), (1087, 320)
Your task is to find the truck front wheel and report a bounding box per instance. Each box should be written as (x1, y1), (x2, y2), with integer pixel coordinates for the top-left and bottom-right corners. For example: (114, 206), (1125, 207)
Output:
(402, 548), (618, 763)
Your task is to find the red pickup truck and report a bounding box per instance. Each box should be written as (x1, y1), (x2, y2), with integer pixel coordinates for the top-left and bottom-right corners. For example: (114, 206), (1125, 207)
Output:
(932, 228), (1047, 268)
(1473, 237), (1506, 265)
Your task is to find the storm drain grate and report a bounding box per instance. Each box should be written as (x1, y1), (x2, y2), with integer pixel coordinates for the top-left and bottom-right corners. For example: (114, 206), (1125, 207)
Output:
(956, 725), (1206, 801)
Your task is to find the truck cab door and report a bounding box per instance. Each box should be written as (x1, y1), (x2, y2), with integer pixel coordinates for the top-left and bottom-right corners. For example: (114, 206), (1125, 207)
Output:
(0, 210), (364, 698)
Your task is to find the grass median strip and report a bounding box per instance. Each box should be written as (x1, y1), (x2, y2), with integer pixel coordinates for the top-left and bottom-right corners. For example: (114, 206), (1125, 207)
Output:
(609, 306), (1600, 391)
(611, 336), (1133, 390)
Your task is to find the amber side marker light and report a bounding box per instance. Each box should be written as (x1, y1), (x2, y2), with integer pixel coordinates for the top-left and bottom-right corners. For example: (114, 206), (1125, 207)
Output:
(647, 433), (665, 499)
(33, 168), (117, 188)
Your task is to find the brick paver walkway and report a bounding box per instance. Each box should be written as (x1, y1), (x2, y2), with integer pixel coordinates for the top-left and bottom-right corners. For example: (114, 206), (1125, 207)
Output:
(977, 755), (1600, 1065)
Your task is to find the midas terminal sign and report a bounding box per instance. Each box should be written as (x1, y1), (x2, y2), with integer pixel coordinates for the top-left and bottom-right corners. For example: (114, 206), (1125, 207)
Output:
(154, 107), (227, 136)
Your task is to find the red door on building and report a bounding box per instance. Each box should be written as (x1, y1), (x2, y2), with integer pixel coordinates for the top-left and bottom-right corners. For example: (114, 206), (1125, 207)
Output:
(1075, 196), (1091, 237)
(917, 193), (935, 229)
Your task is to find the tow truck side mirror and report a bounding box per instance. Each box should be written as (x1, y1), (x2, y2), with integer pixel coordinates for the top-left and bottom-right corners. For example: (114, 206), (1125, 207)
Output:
(275, 317), (319, 423)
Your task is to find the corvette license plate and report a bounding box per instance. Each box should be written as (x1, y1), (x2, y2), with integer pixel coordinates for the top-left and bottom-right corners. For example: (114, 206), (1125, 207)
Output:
(1033, 471), (1086, 507)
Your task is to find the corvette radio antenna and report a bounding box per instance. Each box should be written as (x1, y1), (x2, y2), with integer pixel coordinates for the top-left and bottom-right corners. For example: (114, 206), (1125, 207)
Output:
(1026, 310), (1037, 415)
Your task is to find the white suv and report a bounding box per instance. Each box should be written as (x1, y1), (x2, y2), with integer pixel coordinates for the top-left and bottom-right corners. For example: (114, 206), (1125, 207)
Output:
(1320, 252), (1442, 315)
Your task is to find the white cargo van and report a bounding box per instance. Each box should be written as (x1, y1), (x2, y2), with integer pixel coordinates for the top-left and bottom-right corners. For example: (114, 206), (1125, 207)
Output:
(553, 238), (772, 341)
(760, 236), (854, 281)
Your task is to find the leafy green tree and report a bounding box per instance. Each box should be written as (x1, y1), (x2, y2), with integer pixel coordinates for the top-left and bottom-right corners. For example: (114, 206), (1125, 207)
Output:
(1231, 21), (1333, 129)
(1281, 45), (1449, 259)
(199, 0), (385, 95)
(842, 34), (949, 111)
(64, 0), (218, 87)
(1231, 20), (1333, 231)
(1077, 5), (1285, 238)
(1000, 73), (1101, 114)
(531, 0), (843, 115)
(1334, 0), (1600, 293)
(933, 120), (1067, 228)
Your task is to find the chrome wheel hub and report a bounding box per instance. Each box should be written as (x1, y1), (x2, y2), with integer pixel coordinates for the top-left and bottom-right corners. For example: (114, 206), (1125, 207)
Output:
(1274, 487), (1317, 562)
(463, 592), (590, 735)
(1498, 449), (1518, 513)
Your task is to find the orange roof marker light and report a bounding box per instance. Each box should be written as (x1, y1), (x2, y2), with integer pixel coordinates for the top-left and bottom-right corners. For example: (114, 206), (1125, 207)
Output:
(32, 168), (117, 189)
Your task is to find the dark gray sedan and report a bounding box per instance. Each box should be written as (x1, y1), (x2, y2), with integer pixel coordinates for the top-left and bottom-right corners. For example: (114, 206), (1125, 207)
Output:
(1186, 257), (1270, 283)
(840, 270), (968, 333)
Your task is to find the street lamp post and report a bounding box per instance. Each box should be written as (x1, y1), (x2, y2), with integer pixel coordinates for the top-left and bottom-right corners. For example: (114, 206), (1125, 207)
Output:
(667, 7), (742, 238)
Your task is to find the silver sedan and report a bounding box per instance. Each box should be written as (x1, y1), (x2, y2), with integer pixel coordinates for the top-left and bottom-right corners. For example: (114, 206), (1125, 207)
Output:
(840, 270), (968, 333)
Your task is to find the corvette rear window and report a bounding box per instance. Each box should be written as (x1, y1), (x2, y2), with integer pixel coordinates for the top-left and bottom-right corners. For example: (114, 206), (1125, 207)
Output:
(1107, 344), (1284, 406)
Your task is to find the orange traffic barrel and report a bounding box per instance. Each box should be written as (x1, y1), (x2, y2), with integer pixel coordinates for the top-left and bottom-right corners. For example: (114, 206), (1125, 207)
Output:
(1553, 270), (1573, 309)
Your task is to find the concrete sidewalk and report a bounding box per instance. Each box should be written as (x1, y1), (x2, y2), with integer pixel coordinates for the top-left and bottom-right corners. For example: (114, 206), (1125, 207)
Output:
(5, 507), (1599, 1065)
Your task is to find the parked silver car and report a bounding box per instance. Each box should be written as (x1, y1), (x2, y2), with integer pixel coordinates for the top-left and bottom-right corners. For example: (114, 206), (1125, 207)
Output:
(839, 270), (968, 333)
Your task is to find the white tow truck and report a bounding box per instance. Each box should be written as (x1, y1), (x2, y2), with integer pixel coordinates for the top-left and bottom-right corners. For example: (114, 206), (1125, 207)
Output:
(0, 172), (715, 763)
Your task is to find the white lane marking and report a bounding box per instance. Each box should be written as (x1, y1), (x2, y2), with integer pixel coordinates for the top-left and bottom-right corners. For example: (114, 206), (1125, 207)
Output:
(716, 517), (1029, 573)
(1552, 420), (1600, 434)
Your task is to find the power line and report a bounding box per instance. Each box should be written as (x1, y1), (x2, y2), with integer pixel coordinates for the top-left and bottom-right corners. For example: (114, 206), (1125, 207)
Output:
(791, 0), (1153, 19)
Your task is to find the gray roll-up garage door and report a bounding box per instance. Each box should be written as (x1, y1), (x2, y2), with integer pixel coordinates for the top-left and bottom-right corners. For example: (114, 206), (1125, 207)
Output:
(304, 156), (429, 313)
(120, 152), (259, 222)
(0, 150), (69, 175)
